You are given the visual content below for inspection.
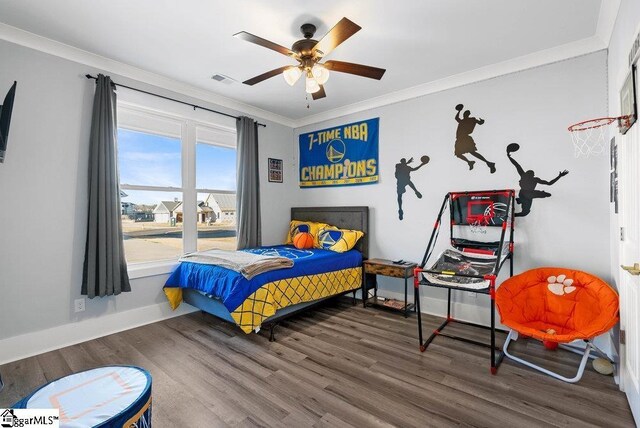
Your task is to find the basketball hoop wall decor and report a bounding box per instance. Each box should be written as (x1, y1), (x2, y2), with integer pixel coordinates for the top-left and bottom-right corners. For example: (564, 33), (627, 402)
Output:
(395, 154), (430, 220)
(568, 116), (631, 157)
(453, 103), (496, 173)
(298, 118), (379, 188)
(507, 143), (569, 217)
(620, 64), (637, 135)
(568, 65), (635, 157)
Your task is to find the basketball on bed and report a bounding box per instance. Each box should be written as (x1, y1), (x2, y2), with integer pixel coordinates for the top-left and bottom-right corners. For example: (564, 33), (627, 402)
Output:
(293, 232), (314, 249)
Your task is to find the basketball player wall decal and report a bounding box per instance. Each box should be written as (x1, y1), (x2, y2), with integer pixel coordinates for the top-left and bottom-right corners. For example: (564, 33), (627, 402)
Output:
(395, 155), (430, 220)
(507, 143), (569, 217)
(454, 104), (496, 173)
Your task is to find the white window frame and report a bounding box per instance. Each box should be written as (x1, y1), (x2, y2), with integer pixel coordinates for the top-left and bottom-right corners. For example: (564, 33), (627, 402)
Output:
(117, 102), (237, 278)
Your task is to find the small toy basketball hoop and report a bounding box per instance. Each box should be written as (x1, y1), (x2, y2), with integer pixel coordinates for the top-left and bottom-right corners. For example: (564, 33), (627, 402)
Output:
(568, 116), (631, 157)
(467, 201), (500, 234)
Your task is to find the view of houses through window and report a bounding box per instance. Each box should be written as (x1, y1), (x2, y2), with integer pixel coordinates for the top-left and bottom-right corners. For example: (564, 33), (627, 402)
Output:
(195, 140), (237, 252)
(120, 189), (184, 263)
(117, 107), (237, 265)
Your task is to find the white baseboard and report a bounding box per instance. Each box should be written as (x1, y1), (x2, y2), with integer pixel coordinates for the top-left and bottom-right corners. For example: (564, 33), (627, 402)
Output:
(609, 332), (621, 386)
(0, 303), (197, 365)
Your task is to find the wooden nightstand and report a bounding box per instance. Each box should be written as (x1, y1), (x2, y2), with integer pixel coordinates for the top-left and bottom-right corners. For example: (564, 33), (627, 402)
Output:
(363, 258), (417, 317)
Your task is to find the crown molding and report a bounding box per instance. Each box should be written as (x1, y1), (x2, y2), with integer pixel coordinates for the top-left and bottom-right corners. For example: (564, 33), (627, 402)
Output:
(293, 1), (619, 129)
(293, 35), (608, 129)
(0, 0), (618, 132)
(0, 22), (297, 128)
(595, 0), (622, 47)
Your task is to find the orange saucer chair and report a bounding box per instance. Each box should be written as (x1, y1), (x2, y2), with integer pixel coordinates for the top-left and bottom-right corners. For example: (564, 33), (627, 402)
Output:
(496, 267), (619, 383)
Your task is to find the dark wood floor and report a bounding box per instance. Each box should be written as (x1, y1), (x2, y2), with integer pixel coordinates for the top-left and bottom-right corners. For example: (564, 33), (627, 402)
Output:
(0, 299), (634, 427)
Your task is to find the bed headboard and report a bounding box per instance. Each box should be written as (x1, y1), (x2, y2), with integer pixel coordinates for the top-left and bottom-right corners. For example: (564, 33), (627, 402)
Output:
(290, 206), (369, 259)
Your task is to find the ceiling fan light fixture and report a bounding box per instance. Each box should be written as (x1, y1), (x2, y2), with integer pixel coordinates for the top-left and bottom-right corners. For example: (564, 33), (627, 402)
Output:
(235, 17), (385, 101)
(305, 75), (321, 94)
(283, 66), (302, 86)
(311, 64), (330, 85)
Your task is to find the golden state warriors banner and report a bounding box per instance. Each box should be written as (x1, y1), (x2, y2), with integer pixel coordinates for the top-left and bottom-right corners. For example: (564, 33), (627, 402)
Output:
(299, 118), (379, 188)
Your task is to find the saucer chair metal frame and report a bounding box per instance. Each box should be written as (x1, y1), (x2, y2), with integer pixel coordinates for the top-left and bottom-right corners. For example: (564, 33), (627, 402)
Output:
(502, 331), (610, 383)
(414, 190), (516, 374)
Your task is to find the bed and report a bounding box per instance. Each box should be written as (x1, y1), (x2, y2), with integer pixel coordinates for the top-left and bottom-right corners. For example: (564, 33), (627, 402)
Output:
(163, 206), (369, 340)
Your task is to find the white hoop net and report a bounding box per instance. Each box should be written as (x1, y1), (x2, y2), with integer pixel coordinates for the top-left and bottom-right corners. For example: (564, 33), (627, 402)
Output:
(469, 220), (488, 234)
(568, 116), (629, 158)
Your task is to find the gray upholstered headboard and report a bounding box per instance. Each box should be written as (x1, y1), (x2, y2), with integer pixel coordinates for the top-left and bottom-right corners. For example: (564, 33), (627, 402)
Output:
(290, 206), (369, 259)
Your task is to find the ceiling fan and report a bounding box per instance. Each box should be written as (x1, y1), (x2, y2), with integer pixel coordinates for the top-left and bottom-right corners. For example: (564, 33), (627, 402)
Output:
(233, 17), (386, 100)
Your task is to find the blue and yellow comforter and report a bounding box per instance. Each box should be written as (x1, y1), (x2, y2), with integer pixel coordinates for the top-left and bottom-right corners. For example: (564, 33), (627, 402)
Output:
(164, 245), (362, 333)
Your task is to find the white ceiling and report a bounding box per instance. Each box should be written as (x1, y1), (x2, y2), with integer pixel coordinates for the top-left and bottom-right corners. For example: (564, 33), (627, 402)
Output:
(0, 0), (604, 122)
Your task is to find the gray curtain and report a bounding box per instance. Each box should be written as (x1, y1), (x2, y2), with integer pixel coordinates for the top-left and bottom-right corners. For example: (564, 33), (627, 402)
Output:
(82, 74), (131, 298)
(236, 116), (261, 249)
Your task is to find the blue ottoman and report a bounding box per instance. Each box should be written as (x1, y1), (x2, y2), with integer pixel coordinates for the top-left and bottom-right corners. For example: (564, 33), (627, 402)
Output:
(13, 366), (151, 427)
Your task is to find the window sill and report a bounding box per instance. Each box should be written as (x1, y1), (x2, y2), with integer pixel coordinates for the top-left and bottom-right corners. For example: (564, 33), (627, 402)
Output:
(127, 260), (179, 279)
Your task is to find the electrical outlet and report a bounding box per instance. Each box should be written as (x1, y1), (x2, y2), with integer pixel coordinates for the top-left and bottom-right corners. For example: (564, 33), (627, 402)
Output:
(74, 298), (85, 313)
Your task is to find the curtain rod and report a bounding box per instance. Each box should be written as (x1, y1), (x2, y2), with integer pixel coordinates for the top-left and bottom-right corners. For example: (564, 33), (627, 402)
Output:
(85, 74), (266, 128)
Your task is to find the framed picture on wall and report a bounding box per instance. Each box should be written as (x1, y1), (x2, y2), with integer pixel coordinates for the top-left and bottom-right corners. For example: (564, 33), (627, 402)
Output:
(620, 64), (637, 135)
(612, 137), (618, 173)
(610, 171), (615, 203)
(268, 158), (283, 183)
(615, 178), (619, 214)
(610, 137), (619, 213)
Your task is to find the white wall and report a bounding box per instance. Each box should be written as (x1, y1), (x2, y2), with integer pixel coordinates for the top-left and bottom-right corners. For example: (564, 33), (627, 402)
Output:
(294, 51), (609, 324)
(0, 39), (295, 360)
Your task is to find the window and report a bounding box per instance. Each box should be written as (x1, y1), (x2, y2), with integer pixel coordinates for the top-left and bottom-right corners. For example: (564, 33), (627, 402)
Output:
(196, 127), (237, 252)
(117, 106), (237, 266)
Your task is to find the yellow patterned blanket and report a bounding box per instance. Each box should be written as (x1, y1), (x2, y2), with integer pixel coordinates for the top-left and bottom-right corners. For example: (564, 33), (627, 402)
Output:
(231, 267), (361, 333)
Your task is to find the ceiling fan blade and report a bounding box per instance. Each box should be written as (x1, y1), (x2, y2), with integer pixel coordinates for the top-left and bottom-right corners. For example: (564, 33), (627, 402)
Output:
(233, 31), (297, 58)
(313, 17), (361, 57)
(312, 85), (326, 100)
(324, 60), (386, 80)
(243, 66), (291, 86)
